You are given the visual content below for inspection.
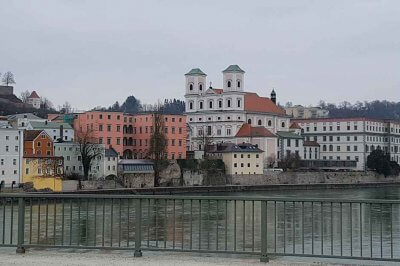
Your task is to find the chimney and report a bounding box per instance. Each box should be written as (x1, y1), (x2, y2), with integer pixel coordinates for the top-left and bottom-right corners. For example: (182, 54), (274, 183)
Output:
(60, 124), (64, 141)
(270, 89), (276, 104)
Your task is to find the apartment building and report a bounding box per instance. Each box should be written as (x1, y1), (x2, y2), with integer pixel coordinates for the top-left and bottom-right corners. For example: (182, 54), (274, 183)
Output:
(53, 142), (118, 179)
(285, 105), (329, 119)
(293, 118), (400, 170)
(123, 113), (187, 160)
(23, 130), (53, 156)
(74, 111), (124, 155)
(0, 128), (24, 186)
(7, 113), (46, 129)
(74, 111), (187, 160)
(27, 121), (74, 142)
(208, 142), (264, 175)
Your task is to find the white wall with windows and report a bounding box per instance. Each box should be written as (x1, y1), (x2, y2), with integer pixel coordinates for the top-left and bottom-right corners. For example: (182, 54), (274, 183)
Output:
(0, 128), (24, 186)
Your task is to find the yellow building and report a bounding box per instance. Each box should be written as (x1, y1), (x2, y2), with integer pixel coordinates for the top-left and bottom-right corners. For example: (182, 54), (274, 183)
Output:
(23, 156), (64, 191)
(209, 143), (264, 175)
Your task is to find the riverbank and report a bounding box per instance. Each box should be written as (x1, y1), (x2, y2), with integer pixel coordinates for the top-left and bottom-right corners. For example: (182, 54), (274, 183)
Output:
(58, 181), (400, 195)
(0, 248), (395, 266)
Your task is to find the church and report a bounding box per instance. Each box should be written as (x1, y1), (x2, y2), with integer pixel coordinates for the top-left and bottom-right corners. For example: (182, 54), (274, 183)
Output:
(184, 65), (300, 163)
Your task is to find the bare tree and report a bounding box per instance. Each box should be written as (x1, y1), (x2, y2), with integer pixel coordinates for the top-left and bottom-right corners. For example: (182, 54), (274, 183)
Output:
(266, 154), (277, 168)
(60, 101), (72, 114)
(197, 127), (214, 159)
(148, 104), (167, 187)
(2, 71), (16, 86)
(76, 128), (103, 188)
(40, 97), (53, 110)
(20, 90), (31, 103)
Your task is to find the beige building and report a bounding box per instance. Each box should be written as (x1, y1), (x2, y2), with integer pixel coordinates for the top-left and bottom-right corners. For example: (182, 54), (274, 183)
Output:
(209, 143), (264, 175)
(286, 105), (329, 119)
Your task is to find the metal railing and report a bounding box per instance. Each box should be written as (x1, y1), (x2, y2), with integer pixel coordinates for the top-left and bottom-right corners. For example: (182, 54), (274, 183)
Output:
(0, 193), (399, 262)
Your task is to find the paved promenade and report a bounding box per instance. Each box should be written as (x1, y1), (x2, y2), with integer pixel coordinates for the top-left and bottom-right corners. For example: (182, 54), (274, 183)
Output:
(0, 248), (397, 266)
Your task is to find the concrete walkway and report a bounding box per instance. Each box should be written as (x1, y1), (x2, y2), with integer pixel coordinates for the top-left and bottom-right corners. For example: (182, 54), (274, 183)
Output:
(0, 248), (395, 266)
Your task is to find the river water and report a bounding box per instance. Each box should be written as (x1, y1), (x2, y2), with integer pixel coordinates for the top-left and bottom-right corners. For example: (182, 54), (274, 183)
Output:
(1, 186), (400, 260)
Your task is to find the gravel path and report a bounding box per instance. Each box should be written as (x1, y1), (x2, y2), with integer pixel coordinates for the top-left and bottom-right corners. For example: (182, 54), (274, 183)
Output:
(0, 248), (394, 266)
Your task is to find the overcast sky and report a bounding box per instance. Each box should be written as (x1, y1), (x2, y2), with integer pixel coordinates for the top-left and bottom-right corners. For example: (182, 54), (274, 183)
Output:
(1, 0), (399, 110)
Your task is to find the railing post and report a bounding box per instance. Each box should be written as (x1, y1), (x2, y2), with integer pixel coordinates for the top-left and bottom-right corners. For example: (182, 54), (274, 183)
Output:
(16, 197), (25, 254)
(134, 199), (142, 257)
(260, 200), (269, 262)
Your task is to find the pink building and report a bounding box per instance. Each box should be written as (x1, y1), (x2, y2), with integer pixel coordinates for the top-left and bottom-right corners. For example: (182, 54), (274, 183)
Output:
(74, 111), (124, 155)
(74, 111), (186, 159)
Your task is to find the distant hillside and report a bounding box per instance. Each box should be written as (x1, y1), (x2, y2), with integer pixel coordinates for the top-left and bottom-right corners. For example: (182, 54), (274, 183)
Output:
(318, 100), (400, 120)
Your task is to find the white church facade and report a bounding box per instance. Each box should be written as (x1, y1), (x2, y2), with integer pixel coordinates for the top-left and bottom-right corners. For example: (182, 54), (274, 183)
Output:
(184, 65), (295, 163)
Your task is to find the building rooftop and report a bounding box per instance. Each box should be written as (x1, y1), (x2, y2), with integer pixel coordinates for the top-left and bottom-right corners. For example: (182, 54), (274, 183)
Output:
(28, 91), (40, 99)
(185, 68), (206, 76)
(208, 142), (263, 153)
(289, 122), (302, 129)
(23, 130), (46, 141)
(105, 148), (119, 157)
(244, 92), (286, 115)
(118, 159), (154, 173)
(7, 113), (43, 120)
(222, 65), (245, 73)
(235, 124), (276, 138)
(276, 131), (304, 139)
(29, 121), (73, 130)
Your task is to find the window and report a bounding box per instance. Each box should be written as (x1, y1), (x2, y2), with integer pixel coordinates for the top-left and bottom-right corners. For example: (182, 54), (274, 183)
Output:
(258, 119), (262, 126)
(237, 80), (241, 88)
(107, 138), (111, 145)
(234, 154), (237, 158)
(107, 125), (111, 132)
(209, 101), (213, 109)
(281, 122), (285, 128)
(227, 99), (231, 107)
(108, 115), (111, 119)
(337, 146), (340, 151)
(248, 119), (252, 124)
(287, 139), (291, 147)
(189, 84), (193, 91)
(347, 146), (350, 151)
(13, 159), (16, 165)
(226, 128), (231, 136)
(323, 145), (327, 151)
(268, 120), (272, 127)
(237, 99), (241, 107)
(354, 145), (358, 151)
(295, 139), (299, 147)
(189, 102), (193, 110)
(234, 163), (237, 167)
(227, 80), (231, 88)
(218, 100), (222, 108)
(199, 83), (203, 91)
(329, 145), (333, 151)
(199, 101), (203, 109)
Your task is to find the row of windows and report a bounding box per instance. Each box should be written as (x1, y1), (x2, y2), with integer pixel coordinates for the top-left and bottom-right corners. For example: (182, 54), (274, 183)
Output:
(233, 154), (260, 159)
(322, 156), (359, 161)
(0, 158), (18, 166)
(188, 98), (242, 110)
(322, 145), (358, 152)
(3, 135), (19, 141)
(1, 169), (18, 175)
(2, 146), (19, 152)
(124, 138), (184, 147)
(303, 124), (358, 132)
(233, 163), (260, 168)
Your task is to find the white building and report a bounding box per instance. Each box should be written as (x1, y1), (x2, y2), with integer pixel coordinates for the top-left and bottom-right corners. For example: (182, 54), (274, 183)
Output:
(27, 121), (74, 142)
(184, 65), (291, 156)
(53, 142), (117, 179)
(7, 113), (47, 129)
(286, 105), (329, 119)
(27, 91), (41, 109)
(0, 128), (24, 186)
(293, 118), (400, 171)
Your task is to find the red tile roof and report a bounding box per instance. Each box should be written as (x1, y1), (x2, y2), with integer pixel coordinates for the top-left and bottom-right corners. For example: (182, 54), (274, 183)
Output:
(289, 122), (301, 129)
(23, 130), (44, 141)
(28, 91), (40, 99)
(212, 88), (223, 94)
(235, 123), (276, 138)
(244, 93), (286, 115)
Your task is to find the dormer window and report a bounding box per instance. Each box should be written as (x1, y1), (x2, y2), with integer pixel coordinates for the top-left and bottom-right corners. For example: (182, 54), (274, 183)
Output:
(227, 81), (231, 88)
(189, 84), (193, 91)
(237, 80), (241, 88)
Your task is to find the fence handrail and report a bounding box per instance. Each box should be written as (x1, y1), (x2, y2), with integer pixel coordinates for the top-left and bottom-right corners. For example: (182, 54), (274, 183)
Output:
(1, 193), (400, 204)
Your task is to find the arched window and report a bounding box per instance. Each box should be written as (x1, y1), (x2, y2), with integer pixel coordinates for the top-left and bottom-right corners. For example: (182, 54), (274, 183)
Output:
(227, 99), (231, 108)
(189, 84), (193, 91)
(268, 120), (272, 127)
(258, 119), (262, 126)
(227, 81), (231, 88)
(248, 119), (252, 124)
(323, 145), (327, 151)
(329, 145), (333, 151)
(281, 122), (285, 128)
(199, 83), (203, 91)
(209, 100), (213, 109)
(218, 100), (223, 108)
(237, 98), (241, 107)
(189, 102), (193, 110)
(199, 101), (203, 109)
(237, 80), (241, 88)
